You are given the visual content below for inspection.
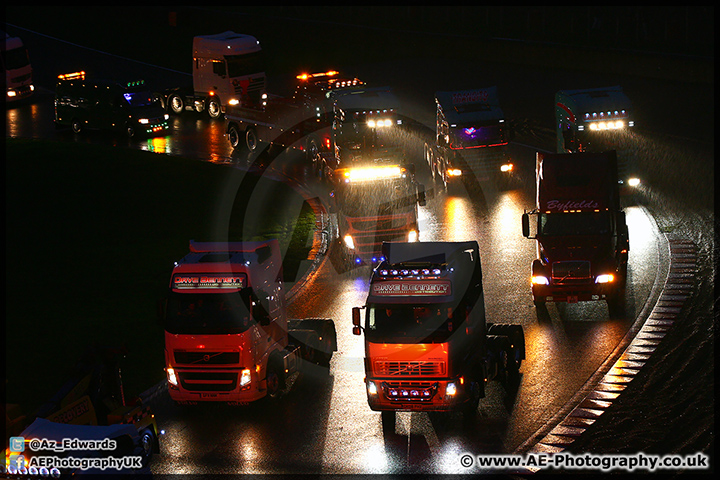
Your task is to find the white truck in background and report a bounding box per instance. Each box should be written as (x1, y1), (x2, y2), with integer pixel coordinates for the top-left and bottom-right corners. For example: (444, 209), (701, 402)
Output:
(2, 30), (34, 102)
(156, 31), (265, 119)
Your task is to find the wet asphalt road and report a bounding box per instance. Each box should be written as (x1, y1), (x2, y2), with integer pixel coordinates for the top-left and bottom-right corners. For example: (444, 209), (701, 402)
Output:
(5, 16), (713, 474)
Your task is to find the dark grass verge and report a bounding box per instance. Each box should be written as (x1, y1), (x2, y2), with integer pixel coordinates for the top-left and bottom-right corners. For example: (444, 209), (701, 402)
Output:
(5, 138), (315, 415)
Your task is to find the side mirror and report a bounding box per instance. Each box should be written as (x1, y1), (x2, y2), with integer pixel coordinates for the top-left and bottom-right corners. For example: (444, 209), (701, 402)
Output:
(417, 184), (426, 206)
(352, 306), (362, 336)
(522, 212), (530, 238)
(156, 299), (167, 327)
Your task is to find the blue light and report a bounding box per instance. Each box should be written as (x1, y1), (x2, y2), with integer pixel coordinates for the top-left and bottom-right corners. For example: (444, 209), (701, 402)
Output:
(355, 258), (362, 264)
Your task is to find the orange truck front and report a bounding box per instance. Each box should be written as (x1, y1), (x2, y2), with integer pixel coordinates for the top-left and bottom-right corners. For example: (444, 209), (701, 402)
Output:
(352, 241), (524, 429)
(160, 240), (296, 405)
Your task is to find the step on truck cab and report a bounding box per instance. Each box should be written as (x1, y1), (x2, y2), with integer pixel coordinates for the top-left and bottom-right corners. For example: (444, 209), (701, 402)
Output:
(522, 151), (630, 316)
(54, 71), (169, 137)
(352, 241), (525, 429)
(2, 30), (34, 103)
(555, 86), (640, 190)
(425, 87), (514, 189)
(159, 240), (337, 405)
(331, 86), (426, 266)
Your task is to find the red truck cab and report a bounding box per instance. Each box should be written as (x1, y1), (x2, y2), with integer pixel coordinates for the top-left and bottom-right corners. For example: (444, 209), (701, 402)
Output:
(160, 240), (337, 405)
(522, 151), (630, 316)
(352, 241), (524, 429)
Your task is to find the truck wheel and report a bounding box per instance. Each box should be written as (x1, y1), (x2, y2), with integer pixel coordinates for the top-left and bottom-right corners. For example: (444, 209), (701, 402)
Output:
(487, 324), (524, 372)
(169, 94), (184, 114)
(207, 97), (222, 119)
(245, 127), (259, 151)
(292, 318), (336, 367)
(71, 118), (83, 134)
(228, 124), (241, 149)
(381, 411), (396, 434)
(462, 381), (481, 420)
(139, 428), (156, 467)
(265, 358), (285, 400)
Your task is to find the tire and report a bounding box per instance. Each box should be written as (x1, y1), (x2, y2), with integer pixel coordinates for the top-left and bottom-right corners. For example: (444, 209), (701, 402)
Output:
(71, 119), (83, 134)
(381, 410), (396, 434)
(246, 127), (259, 151)
(169, 94), (184, 115)
(265, 357), (285, 400)
(462, 380), (481, 420)
(487, 324), (524, 372)
(228, 124), (241, 149)
(138, 428), (156, 467)
(290, 318), (336, 366)
(207, 97), (222, 119)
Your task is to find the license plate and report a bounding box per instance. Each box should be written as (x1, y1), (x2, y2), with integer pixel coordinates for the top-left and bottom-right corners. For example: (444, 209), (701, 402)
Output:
(567, 296), (578, 303)
(201, 393), (218, 398)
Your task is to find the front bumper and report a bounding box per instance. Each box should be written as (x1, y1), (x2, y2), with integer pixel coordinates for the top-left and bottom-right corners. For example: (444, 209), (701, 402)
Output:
(167, 368), (265, 404)
(365, 378), (471, 412)
(532, 282), (615, 303)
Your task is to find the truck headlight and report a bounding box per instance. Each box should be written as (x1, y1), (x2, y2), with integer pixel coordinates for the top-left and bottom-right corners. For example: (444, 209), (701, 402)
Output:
(628, 177), (641, 187)
(138, 118), (149, 124)
(343, 234), (355, 250)
(228, 98), (240, 106)
(595, 274), (614, 284)
(531, 275), (550, 285)
(447, 168), (462, 177)
(166, 367), (178, 387)
(240, 368), (252, 387)
(367, 381), (378, 396)
(500, 163), (513, 172)
(446, 382), (457, 396)
(407, 229), (418, 243)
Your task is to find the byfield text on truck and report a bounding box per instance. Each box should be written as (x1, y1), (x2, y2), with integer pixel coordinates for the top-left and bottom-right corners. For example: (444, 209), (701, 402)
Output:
(331, 86), (426, 265)
(159, 240), (337, 405)
(352, 241), (525, 429)
(424, 87), (514, 189)
(54, 71), (169, 138)
(522, 151), (630, 316)
(2, 30), (34, 102)
(226, 69), (363, 170)
(555, 86), (640, 189)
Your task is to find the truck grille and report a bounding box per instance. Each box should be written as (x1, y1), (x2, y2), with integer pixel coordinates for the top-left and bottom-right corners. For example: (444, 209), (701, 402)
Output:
(552, 261), (592, 284)
(178, 371), (238, 392)
(374, 361), (446, 377)
(457, 148), (509, 179)
(174, 351), (240, 365)
(351, 217), (410, 232)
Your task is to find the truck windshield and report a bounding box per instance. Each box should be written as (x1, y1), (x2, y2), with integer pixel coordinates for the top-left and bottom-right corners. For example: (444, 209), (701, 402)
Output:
(1, 46), (30, 70)
(165, 291), (253, 335)
(451, 123), (506, 147)
(225, 51), (264, 78)
(539, 211), (611, 236)
(365, 303), (462, 343)
(122, 91), (157, 108)
(338, 179), (416, 217)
